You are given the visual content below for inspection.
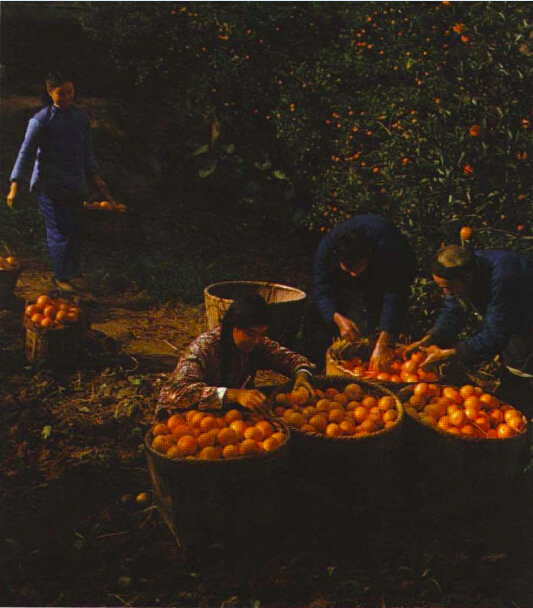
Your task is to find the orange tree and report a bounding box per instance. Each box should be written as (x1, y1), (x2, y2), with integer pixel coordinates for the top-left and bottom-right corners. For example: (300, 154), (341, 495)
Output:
(82, 2), (533, 257)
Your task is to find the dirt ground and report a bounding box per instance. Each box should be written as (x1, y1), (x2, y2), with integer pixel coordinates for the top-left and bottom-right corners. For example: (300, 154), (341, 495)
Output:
(2, 95), (533, 608)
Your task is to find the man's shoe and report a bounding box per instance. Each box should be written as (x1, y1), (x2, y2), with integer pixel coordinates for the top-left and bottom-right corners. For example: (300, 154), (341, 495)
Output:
(69, 276), (92, 292)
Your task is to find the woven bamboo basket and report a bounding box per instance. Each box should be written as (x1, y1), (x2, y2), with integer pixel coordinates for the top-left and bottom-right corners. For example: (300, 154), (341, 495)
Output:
(270, 375), (404, 512)
(204, 281), (306, 348)
(326, 338), (440, 391)
(145, 413), (291, 551)
(398, 384), (529, 510)
(0, 266), (22, 307)
(24, 311), (86, 372)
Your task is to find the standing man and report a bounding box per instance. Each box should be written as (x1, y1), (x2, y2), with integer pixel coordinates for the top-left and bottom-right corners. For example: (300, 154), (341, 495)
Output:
(308, 214), (416, 370)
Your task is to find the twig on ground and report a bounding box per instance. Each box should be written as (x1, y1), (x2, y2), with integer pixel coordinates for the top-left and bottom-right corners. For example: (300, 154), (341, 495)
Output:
(163, 339), (180, 351)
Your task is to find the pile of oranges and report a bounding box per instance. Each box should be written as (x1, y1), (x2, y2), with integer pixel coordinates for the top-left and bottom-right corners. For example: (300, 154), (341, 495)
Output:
(338, 349), (438, 383)
(25, 295), (81, 330)
(150, 409), (288, 460)
(272, 383), (400, 437)
(402, 383), (527, 439)
(0, 255), (20, 270)
(84, 200), (127, 212)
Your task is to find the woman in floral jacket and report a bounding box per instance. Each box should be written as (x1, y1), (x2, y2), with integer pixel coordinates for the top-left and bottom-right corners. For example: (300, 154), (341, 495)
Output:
(157, 294), (315, 418)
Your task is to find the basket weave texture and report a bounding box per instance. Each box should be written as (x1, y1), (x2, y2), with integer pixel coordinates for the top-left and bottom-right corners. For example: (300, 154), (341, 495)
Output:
(398, 384), (529, 508)
(145, 415), (291, 549)
(270, 375), (405, 511)
(204, 281), (306, 348)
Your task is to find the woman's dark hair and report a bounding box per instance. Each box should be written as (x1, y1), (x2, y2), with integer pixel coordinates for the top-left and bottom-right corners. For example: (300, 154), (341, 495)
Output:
(41, 70), (74, 105)
(220, 293), (270, 384)
(332, 228), (372, 269)
(431, 245), (476, 280)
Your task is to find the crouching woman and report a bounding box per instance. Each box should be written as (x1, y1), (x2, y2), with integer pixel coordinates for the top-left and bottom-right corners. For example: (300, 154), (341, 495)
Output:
(156, 294), (315, 419)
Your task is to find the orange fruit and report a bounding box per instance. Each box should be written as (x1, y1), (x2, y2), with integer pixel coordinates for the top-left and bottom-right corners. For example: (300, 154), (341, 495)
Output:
(309, 414), (328, 432)
(217, 427), (238, 446)
(459, 385), (475, 399)
(171, 424), (194, 440)
(325, 387), (339, 398)
(460, 424), (476, 437)
(326, 423), (342, 437)
(230, 419), (248, 439)
(503, 409), (519, 424)
(222, 444), (240, 459)
(274, 393), (289, 405)
(239, 439), (260, 455)
(442, 387), (462, 404)
(446, 426), (461, 436)
(199, 446), (220, 460)
(479, 393), (495, 409)
(41, 317), (54, 328)
(333, 393), (349, 406)
(287, 412), (306, 427)
(189, 412), (206, 427)
(31, 313), (44, 324)
(464, 405), (480, 421)
(358, 418), (376, 433)
(185, 410), (198, 422)
(438, 416), (451, 431)
(176, 435), (198, 456)
(152, 423), (171, 437)
(340, 419), (357, 435)
(167, 413), (185, 431)
(352, 406), (368, 424)
(474, 415), (490, 432)
(316, 399), (332, 412)
(507, 415), (525, 433)
(36, 295), (52, 308)
(460, 226), (472, 240)
(383, 409), (397, 423)
(197, 431), (217, 449)
(378, 396), (394, 412)
(244, 426), (264, 442)
(361, 396), (378, 409)
(414, 382), (429, 397)
(345, 383), (364, 401)
(255, 420), (274, 438)
(409, 395), (426, 409)
(402, 360), (418, 375)
(199, 416), (219, 433)
(270, 431), (286, 445)
(152, 434), (175, 454)
(496, 424), (513, 439)
(166, 445), (182, 458)
(403, 373), (420, 383)
(263, 437), (280, 451)
(302, 405), (318, 418)
(328, 408), (345, 424)
(25, 304), (41, 317)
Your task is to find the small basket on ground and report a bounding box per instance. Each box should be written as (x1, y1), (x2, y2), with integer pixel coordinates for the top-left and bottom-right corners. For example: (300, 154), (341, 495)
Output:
(270, 375), (404, 512)
(145, 410), (291, 553)
(326, 338), (440, 391)
(398, 383), (529, 510)
(204, 281), (306, 348)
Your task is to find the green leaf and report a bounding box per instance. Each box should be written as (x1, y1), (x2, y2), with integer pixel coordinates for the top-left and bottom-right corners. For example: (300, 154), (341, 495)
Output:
(42, 425), (52, 440)
(224, 143), (235, 154)
(273, 170), (287, 180)
(193, 144), (210, 156)
(255, 159), (272, 171)
(199, 159), (218, 178)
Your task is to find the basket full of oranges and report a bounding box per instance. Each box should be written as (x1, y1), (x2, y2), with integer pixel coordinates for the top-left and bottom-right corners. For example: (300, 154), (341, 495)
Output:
(145, 407), (291, 549)
(270, 376), (404, 509)
(83, 200), (127, 212)
(398, 382), (529, 507)
(23, 294), (85, 370)
(326, 338), (440, 387)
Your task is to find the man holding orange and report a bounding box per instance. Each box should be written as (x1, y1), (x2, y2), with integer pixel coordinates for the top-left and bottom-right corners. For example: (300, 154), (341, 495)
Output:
(309, 214), (416, 370)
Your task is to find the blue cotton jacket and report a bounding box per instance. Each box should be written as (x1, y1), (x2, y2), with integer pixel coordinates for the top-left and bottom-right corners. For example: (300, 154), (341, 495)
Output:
(428, 250), (533, 364)
(10, 104), (99, 193)
(313, 215), (416, 334)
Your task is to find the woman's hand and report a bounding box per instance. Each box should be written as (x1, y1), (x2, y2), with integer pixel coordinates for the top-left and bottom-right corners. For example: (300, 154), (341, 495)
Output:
(226, 388), (267, 412)
(293, 371), (315, 399)
(369, 344), (394, 372)
(419, 346), (456, 369)
(333, 313), (360, 342)
(7, 182), (18, 209)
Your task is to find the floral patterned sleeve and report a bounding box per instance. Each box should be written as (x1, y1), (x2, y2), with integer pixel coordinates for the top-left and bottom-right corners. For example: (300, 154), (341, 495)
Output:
(157, 330), (224, 418)
(255, 337), (315, 378)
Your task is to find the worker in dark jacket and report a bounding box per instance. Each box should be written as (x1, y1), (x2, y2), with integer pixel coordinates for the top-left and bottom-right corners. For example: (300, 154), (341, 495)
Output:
(309, 214), (416, 370)
(407, 246), (533, 416)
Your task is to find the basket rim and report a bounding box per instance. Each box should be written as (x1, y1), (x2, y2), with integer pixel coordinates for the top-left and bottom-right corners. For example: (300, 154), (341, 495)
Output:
(204, 280), (307, 301)
(398, 384), (529, 443)
(270, 376), (404, 441)
(145, 416), (291, 465)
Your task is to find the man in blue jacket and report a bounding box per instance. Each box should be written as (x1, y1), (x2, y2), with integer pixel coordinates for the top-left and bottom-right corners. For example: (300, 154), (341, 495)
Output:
(309, 214), (416, 370)
(410, 245), (533, 414)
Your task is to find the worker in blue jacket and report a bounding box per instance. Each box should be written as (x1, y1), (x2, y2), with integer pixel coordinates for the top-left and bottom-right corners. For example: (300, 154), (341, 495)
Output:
(309, 214), (416, 370)
(7, 71), (113, 293)
(407, 245), (533, 414)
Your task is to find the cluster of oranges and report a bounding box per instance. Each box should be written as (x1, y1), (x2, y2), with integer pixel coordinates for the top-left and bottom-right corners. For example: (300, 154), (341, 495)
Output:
(0, 256), (19, 270)
(402, 383), (527, 439)
(83, 200), (127, 212)
(339, 349), (438, 383)
(25, 295), (81, 330)
(150, 409), (288, 460)
(273, 383), (400, 437)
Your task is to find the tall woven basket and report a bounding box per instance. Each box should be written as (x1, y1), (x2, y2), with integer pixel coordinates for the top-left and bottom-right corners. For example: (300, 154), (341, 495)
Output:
(397, 384), (529, 512)
(204, 281), (306, 348)
(145, 415), (291, 554)
(270, 375), (405, 514)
